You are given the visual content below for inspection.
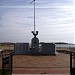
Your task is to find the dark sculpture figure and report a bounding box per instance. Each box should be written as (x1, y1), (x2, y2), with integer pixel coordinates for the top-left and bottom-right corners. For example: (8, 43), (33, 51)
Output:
(31, 31), (38, 38)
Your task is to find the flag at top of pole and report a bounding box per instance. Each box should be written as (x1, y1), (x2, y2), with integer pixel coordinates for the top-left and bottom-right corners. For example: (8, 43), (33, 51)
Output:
(30, 0), (36, 33)
(30, 0), (35, 4)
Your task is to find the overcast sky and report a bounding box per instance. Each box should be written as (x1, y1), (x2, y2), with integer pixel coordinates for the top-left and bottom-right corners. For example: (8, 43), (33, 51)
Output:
(0, 0), (74, 43)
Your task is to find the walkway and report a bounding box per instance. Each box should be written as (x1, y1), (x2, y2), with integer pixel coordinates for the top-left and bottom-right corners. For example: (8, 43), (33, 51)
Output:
(13, 68), (69, 74)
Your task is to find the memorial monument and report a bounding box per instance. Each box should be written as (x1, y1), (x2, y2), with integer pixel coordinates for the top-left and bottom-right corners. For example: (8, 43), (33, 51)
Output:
(31, 31), (39, 51)
(14, 0), (56, 55)
(30, 0), (39, 53)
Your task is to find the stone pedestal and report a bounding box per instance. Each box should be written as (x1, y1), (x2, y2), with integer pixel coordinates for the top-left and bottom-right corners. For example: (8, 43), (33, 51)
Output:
(31, 37), (39, 51)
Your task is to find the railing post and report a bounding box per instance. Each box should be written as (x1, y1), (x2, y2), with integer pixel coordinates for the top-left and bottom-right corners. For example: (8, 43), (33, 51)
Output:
(10, 53), (13, 75)
(70, 52), (72, 75)
(2, 52), (13, 75)
(2, 54), (4, 75)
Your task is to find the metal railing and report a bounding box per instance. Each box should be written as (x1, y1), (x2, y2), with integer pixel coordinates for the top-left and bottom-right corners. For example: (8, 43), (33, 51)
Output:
(2, 52), (13, 75)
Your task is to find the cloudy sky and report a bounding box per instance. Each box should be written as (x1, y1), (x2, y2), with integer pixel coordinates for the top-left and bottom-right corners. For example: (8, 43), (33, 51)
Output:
(0, 0), (74, 43)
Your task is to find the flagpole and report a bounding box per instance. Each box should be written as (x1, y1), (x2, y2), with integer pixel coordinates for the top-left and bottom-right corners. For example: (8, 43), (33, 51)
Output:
(30, 0), (36, 33)
(34, 0), (35, 33)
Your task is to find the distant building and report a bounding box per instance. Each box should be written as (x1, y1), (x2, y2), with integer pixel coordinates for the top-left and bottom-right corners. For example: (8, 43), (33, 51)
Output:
(55, 43), (75, 51)
(0, 42), (14, 51)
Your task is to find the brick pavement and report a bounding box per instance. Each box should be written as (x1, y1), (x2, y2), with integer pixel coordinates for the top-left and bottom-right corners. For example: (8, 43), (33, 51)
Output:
(12, 68), (70, 74)
(12, 53), (70, 74)
(0, 53), (71, 74)
(13, 53), (70, 68)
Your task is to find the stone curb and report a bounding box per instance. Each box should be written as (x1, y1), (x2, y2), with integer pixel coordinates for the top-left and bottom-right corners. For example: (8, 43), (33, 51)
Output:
(12, 74), (70, 75)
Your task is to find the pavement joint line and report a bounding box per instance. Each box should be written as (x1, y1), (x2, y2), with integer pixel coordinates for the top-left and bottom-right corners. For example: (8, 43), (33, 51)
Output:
(12, 74), (70, 75)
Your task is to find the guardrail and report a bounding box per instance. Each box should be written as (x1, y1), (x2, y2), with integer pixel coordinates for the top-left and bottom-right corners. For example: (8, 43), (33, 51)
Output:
(57, 50), (75, 75)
